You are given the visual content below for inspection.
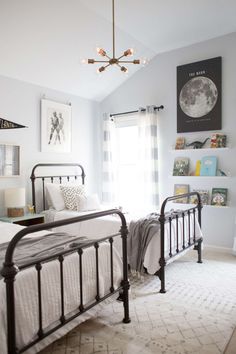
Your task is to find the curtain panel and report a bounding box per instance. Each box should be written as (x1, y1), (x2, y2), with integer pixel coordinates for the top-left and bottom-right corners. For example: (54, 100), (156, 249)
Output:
(138, 105), (159, 208)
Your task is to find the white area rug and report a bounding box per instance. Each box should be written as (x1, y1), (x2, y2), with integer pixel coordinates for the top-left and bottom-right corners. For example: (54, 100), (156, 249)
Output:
(40, 250), (236, 354)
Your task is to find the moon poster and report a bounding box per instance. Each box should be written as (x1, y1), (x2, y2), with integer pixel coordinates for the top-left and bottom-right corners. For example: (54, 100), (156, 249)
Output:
(177, 57), (222, 133)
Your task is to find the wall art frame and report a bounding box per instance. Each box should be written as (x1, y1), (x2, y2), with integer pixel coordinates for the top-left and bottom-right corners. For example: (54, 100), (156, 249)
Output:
(0, 144), (20, 177)
(41, 98), (72, 153)
(177, 56), (222, 133)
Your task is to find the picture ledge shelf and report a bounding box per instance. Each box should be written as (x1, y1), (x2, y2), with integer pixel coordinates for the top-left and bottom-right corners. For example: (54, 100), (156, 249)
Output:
(171, 147), (229, 153)
(170, 175), (231, 178)
(172, 202), (230, 209)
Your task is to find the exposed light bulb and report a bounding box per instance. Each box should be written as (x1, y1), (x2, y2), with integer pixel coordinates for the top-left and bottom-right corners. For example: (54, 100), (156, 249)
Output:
(120, 66), (128, 73)
(124, 48), (134, 56)
(141, 57), (149, 66)
(97, 66), (106, 73)
(96, 47), (106, 56)
(81, 58), (88, 64)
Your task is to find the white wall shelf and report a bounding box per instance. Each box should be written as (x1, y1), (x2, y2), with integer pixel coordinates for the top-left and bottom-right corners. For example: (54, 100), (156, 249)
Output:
(169, 176), (231, 179)
(171, 202), (230, 209)
(171, 147), (229, 153)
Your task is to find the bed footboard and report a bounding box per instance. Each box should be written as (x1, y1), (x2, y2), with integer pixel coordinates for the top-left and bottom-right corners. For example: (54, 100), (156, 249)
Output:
(0, 209), (130, 354)
(158, 192), (203, 293)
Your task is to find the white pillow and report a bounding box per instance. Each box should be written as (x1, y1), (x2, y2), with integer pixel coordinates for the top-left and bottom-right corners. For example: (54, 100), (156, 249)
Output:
(77, 194), (101, 212)
(45, 183), (65, 211)
(60, 185), (85, 211)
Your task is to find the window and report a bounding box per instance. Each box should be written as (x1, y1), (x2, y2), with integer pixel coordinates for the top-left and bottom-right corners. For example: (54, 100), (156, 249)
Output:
(114, 117), (139, 210)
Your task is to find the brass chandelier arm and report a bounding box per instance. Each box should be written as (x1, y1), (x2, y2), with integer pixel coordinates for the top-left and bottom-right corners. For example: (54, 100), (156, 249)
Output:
(118, 60), (140, 64)
(88, 60), (110, 64)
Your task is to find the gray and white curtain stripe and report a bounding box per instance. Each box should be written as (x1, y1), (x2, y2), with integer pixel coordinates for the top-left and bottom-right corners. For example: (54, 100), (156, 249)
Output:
(102, 113), (116, 203)
(138, 105), (159, 208)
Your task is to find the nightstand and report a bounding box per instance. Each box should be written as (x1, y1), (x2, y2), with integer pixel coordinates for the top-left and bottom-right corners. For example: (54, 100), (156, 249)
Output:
(0, 214), (44, 226)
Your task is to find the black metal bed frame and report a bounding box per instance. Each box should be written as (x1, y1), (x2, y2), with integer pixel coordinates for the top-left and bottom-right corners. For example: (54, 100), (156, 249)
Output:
(1, 163), (203, 352)
(1, 209), (130, 354)
(157, 192), (203, 293)
(30, 163), (203, 294)
(30, 163), (86, 212)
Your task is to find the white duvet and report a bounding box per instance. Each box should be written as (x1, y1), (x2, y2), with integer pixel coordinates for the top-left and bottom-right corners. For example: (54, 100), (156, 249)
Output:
(44, 209), (203, 274)
(0, 221), (123, 354)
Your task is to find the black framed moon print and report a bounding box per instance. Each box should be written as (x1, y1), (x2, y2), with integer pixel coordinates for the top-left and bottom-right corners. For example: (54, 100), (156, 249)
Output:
(177, 57), (222, 133)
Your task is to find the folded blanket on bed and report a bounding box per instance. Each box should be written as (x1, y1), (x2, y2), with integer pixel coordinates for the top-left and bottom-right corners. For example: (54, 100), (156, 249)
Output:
(127, 213), (160, 273)
(0, 233), (90, 279)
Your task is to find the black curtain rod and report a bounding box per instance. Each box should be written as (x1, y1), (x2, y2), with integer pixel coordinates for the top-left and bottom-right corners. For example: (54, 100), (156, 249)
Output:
(110, 105), (164, 117)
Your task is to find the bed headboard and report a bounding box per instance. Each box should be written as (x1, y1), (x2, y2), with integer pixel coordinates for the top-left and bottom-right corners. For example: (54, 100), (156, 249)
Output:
(30, 163), (85, 212)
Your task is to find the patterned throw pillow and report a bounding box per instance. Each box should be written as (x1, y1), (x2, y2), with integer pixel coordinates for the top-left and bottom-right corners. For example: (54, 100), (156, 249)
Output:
(60, 185), (85, 210)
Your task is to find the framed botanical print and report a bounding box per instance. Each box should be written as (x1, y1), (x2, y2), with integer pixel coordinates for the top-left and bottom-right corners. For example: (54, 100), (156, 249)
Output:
(177, 57), (222, 133)
(41, 99), (72, 153)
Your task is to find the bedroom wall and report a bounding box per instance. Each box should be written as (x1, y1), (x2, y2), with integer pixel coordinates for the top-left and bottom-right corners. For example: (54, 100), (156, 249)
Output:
(100, 32), (236, 250)
(0, 75), (100, 216)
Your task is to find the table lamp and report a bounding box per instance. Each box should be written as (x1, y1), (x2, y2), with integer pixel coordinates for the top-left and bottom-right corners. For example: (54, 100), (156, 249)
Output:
(4, 187), (26, 217)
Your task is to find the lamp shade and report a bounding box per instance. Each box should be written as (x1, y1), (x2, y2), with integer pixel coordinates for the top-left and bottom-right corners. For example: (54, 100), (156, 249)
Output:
(4, 188), (26, 208)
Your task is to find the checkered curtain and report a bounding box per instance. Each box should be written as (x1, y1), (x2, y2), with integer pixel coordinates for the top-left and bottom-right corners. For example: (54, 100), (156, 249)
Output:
(102, 113), (117, 204)
(138, 105), (159, 209)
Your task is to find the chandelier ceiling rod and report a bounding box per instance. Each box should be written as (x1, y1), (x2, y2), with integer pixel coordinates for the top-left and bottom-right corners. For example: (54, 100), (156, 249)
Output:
(112, 0), (115, 58)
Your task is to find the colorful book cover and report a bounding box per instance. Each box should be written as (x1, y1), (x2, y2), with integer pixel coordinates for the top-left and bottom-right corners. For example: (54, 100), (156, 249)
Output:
(211, 133), (227, 148)
(195, 160), (201, 176)
(211, 188), (228, 206)
(200, 156), (217, 176)
(174, 184), (189, 203)
(175, 137), (185, 150)
(189, 189), (209, 205)
(173, 157), (189, 176)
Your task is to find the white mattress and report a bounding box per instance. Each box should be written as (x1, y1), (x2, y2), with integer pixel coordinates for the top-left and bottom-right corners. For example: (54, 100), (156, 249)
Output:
(0, 221), (123, 354)
(43, 209), (203, 274)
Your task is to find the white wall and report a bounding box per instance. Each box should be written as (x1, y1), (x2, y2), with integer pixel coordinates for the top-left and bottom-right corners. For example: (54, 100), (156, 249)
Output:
(0, 75), (100, 215)
(100, 32), (236, 249)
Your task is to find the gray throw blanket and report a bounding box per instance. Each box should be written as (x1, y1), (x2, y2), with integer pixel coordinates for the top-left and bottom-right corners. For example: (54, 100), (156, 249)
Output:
(0, 233), (90, 280)
(127, 213), (160, 273)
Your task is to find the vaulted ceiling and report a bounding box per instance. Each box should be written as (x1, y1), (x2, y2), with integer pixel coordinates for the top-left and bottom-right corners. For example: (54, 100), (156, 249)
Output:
(0, 0), (236, 101)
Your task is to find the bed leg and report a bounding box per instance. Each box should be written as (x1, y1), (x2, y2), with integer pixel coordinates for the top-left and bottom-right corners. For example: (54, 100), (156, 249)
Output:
(158, 259), (166, 293)
(195, 238), (203, 264)
(121, 280), (131, 323)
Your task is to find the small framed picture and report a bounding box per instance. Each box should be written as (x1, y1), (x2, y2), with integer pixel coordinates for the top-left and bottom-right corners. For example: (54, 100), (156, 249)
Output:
(0, 144), (20, 176)
(174, 184), (189, 203)
(41, 99), (72, 153)
(175, 137), (185, 150)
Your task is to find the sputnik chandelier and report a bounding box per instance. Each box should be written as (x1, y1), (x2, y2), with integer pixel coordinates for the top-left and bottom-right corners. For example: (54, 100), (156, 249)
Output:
(83, 0), (141, 73)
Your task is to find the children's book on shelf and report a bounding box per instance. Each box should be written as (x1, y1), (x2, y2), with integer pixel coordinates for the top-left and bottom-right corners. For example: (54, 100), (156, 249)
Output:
(175, 137), (185, 150)
(195, 160), (201, 176)
(200, 156), (217, 176)
(174, 184), (189, 203)
(211, 188), (228, 206)
(210, 133), (227, 148)
(173, 157), (189, 176)
(189, 189), (209, 205)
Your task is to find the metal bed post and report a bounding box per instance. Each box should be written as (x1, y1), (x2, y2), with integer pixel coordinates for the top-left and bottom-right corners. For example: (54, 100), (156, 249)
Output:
(195, 197), (203, 263)
(158, 209), (167, 294)
(120, 217), (131, 323)
(0, 262), (19, 353)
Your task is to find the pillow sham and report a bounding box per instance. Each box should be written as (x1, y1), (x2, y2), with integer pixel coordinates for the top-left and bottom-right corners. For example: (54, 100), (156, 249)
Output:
(77, 194), (101, 212)
(60, 185), (85, 211)
(45, 183), (65, 211)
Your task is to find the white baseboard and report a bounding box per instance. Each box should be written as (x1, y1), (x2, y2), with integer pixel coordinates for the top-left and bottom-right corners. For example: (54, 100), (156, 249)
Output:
(204, 244), (233, 254)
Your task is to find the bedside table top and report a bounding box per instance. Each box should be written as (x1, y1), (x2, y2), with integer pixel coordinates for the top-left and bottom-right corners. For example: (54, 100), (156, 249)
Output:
(0, 214), (44, 223)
